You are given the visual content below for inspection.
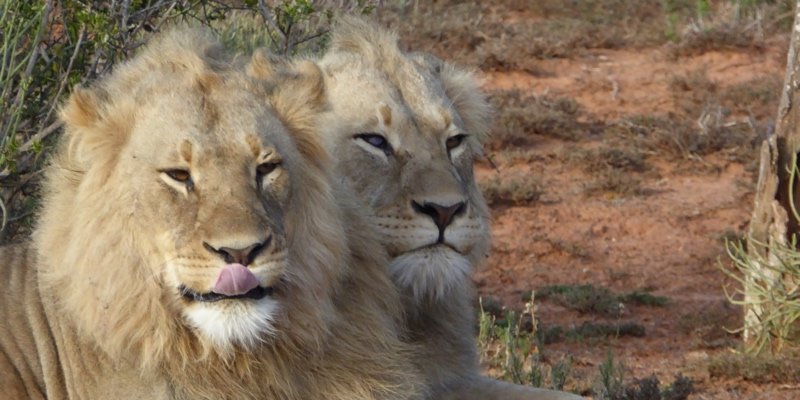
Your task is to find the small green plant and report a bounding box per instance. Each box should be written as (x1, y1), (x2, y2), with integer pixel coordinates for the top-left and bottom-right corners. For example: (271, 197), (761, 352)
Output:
(620, 290), (670, 307)
(549, 357), (572, 391)
(724, 235), (800, 353)
(478, 293), (575, 391)
(566, 322), (647, 342)
(593, 351), (693, 399)
(537, 284), (668, 316)
(538, 284), (623, 316)
(623, 374), (693, 400)
(595, 351), (625, 400)
(724, 150), (800, 354)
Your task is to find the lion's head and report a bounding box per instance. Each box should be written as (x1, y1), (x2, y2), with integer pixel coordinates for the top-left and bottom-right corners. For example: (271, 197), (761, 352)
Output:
(312, 18), (492, 301)
(34, 29), (345, 367)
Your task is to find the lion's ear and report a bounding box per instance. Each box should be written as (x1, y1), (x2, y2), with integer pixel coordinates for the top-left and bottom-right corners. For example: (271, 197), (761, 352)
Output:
(246, 48), (287, 81)
(438, 63), (492, 144)
(327, 15), (398, 60)
(268, 60), (329, 170)
(59, 85), (130, 168)
(269, 60), (326, 121)
(60, 86), (101, 130)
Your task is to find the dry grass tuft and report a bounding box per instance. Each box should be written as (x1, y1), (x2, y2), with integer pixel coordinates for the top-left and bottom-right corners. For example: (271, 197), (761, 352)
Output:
(708, 352), (800, 383)
(480, 173), (544, 207)
(488, 90), (589, 149)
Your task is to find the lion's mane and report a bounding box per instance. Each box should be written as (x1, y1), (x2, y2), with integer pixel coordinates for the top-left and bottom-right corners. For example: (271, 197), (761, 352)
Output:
(0, 28), (422, 400)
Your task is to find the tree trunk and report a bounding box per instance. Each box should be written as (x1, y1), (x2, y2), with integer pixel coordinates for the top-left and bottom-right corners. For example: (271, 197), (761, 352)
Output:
(745, 0), (800, 349)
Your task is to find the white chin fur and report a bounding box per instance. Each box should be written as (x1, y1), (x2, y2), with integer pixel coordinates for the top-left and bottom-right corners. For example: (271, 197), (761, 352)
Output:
(389, 246), (471, 301)
(185, 298), (279, 351)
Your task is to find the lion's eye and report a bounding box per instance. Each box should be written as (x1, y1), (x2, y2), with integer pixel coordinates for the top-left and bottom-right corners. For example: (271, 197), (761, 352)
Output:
(257, 162), (280, 178)
(446, 134), (467, 151)
(164, 169), (192, 184)
(355, 133), (393, 156)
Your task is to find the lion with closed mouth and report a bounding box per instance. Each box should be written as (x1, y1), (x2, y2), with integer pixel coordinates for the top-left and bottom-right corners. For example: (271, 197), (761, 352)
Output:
(0, 28), (423, 400)
(247, 17), (581, 400)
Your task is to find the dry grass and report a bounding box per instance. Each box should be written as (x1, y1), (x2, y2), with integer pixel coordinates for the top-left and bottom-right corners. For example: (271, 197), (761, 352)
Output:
(678, 302), (740, 349)
(565, 146), (651, 197)
(383, 0), (790, 71)
(488, 90), (588, 148)
(608, 114), (758, 162)
(536, 284), (669, 317)
(666, 1), (793, 57)
(719, 75), (783, 120)
(480, 173), (544, 207)
(708, 352), (800, 383)
(382, 1), (668, 70)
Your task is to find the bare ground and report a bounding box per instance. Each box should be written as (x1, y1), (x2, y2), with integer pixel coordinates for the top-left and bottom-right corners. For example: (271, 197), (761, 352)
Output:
(475, 42), (796, 400)
(384, 1), (800, 397)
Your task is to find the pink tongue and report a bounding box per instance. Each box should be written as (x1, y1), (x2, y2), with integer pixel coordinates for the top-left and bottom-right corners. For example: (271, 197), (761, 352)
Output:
(213, 264), (259, 296)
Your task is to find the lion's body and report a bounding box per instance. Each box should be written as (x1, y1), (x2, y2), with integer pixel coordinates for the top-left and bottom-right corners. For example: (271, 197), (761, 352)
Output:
(0, 244), (172, 399)
(0, 28), (423, 400)
(309, 18), (582, 400)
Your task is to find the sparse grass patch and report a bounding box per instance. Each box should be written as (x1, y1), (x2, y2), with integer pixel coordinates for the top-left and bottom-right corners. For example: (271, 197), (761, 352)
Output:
(488, 90), (588, 149)
(620, 290), (670, 307)
(567, 146), (649, 173)
(586, 169), (647, 198)
(383, 1), (668, 69)
(565, 321), (647, 342)
(495, 149), (547, 164)
(609, 114), (758, 162)
(478, 298), (577, 391)
(678, 301), (740, 349)
(477, 298), (682, 396)
(537, 284), (669, 316)
(719, 75), (782, 119)
(666, 0), (793, 57)
(594, 352), (693, 400)
(566, 146), (651, 198)
(592, 148), (649, 173)
(585, 147), (652, 197)
(538, 284), (623, 316)
(480, 173), (544, 207)
(707, 351), (800, 383)
(669, 70), (719, 116)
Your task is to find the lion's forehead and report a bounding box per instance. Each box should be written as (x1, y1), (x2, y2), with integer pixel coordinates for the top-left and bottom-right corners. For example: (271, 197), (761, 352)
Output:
(128, 94), (290, 163)
(329, 67), (457, 132)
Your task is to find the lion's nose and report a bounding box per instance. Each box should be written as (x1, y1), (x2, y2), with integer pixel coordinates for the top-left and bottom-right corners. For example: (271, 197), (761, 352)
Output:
(411, 200), (467, 233)
(203, 237), (271, 266)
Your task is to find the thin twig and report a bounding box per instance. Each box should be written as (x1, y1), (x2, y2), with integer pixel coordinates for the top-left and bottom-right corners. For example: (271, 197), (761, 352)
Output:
(10, 0), (53, 109)
(19, 120), (64, 154)
(42, 26), (86, 126)
(291, 28), (329, 48)
(257, 0), (287, 47)
(0, 195), (6, 235)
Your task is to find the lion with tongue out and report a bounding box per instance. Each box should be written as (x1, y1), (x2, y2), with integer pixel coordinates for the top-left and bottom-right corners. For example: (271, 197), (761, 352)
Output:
(0, 28), (423, 400)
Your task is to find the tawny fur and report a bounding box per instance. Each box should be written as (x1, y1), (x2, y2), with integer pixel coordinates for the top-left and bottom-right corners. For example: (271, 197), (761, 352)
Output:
(258, 17), (581, 400)
(0, 28), (423, 400)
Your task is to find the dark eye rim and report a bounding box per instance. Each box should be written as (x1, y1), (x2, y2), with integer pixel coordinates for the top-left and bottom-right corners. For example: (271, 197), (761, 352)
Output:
(446, 133), (468, 151)
(354, 133), (393, 155)
(256, 161), (281, 178)
(161, 168), (192, 184)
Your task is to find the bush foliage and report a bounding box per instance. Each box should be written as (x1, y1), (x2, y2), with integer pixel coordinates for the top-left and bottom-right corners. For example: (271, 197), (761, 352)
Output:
(0, 0), (376, 240)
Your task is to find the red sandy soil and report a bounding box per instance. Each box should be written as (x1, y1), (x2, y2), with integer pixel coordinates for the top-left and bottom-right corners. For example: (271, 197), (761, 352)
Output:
(474, 43), (800, 398)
